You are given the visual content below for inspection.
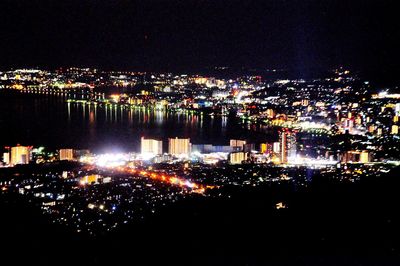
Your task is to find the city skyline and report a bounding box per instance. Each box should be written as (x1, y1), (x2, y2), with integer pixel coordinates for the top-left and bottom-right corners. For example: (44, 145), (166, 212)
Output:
(1, 1), (400, 266)
(1, 64), (400, 266)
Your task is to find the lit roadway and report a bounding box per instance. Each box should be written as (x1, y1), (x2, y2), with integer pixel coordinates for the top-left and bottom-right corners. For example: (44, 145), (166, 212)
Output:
(83, 163), (216, 194)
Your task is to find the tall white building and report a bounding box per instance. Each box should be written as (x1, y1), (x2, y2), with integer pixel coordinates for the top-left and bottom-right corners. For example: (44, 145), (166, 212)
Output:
(11, 146), (30, 165)
(168, 137), (191, 157)
(141, 137), (163, 156)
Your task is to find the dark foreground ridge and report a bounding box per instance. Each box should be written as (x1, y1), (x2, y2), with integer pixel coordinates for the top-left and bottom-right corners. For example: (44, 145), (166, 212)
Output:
(1, 167), (400, 266)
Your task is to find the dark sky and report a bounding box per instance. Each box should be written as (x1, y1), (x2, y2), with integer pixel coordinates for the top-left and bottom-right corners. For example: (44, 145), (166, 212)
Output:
(1, 0), (399, 73)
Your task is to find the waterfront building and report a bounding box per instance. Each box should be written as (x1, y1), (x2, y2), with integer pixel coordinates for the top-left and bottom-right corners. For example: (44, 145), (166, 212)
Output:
(229, 152), (247, 165)
(141, 137), (163, 156)
(10, 145), (30, 165)
(2, 152), (10, 165)
(230, 139), (246, 151)
(168, 137), (191, 157)
(59, 149), (74, 161)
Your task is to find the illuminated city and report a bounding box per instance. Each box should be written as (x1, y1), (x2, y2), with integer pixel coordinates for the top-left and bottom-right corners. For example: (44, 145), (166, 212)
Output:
(1, 1), (400, 266)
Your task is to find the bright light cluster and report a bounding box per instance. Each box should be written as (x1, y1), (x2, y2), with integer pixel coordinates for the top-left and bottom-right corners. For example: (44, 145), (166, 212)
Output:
(80, 153), (129, 167)
(121, 167), (211, 193)
(287, 155), (338, 166)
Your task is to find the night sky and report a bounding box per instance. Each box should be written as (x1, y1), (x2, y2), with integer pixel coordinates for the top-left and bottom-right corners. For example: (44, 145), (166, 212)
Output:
(1, 0), (399, 73)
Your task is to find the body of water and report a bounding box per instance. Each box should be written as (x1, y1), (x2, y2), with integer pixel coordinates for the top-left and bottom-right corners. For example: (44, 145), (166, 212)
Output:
(0, 92), (275, 153)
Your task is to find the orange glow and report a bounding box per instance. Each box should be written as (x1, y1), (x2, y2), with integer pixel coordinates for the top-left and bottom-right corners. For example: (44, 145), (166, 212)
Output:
(90, 163), (213, 193)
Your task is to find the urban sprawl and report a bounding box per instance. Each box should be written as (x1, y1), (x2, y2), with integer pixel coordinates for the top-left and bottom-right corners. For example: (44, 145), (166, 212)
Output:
(1, 67), (400, 235)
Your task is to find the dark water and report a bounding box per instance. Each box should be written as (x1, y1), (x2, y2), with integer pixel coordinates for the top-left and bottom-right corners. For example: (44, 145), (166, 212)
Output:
(0, 92), (272, 153)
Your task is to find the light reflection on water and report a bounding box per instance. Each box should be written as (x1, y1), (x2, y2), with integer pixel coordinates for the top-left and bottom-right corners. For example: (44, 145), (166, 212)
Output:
(0, 95), (275, 153)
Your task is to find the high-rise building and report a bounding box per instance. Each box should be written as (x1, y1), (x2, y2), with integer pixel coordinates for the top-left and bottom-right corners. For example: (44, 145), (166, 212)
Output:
(141, 137), (163, 156)
(10, 146), (30, 165)
(229, 152), (247, 164)
(230, 139), (246, 151)
(59, 149), (74, 161)
(168, 138), (191, 157)
(2, 152), (10, 165)
(279, 130), (296, 164)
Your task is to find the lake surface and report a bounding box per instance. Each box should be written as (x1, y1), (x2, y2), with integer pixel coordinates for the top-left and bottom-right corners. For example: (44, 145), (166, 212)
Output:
(0, 92), (274, 153)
